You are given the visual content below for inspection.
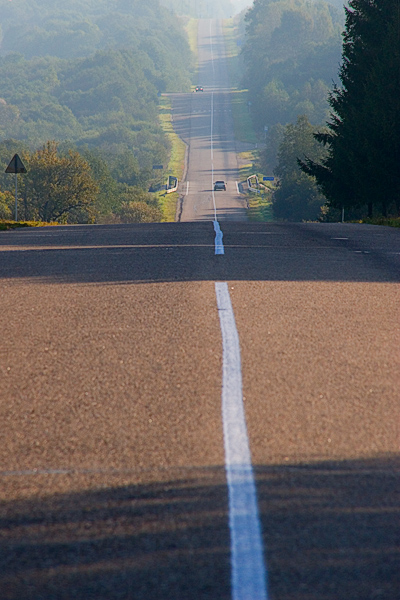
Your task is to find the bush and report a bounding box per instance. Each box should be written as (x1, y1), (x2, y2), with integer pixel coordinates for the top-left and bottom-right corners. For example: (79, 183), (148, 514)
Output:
(118, 201), (162, 223)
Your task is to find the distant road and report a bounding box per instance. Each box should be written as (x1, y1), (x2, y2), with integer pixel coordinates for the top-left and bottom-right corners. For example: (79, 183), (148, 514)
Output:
(172, 19), (247, 221)
(0, 19), (399, 600)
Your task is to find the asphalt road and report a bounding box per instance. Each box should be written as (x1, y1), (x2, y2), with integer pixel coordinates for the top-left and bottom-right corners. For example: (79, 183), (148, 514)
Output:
(1, 19), (399, 600)
(172, 19), (247, 221)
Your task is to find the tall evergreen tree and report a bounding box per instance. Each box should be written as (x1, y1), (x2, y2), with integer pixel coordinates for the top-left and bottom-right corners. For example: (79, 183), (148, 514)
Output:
(300, 0), (400, 217)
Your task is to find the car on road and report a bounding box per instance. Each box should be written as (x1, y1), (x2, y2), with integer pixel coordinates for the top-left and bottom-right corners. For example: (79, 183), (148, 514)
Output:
(214, 181), (227, 191)
(195, 86), (204, 92)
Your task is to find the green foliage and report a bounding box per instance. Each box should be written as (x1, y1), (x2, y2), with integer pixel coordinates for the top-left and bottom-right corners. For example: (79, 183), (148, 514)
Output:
(242, 0), (344, 130)
(22, 141), (99, 222)
(272, 115), (327, 221)
(118, 201), (163, 223)
(355, 218), (400, 228)
(258, 124), (285, 173)
(0, 189), (12, 219)
(0, 0), (194, 215)
(0, 219), (58, 230)
(300, 0), (400, 218)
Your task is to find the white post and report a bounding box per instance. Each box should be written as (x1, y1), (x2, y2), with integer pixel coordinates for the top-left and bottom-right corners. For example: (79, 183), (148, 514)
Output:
(15, 173), (18, 221)
(341, 207), (344, 223)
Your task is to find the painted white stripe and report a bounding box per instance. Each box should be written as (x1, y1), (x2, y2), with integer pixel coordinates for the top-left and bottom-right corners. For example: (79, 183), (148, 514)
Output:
(186, 181), (189, 196)
(209, 27), (267, 595)
(214, 220), (224, 255)
(215, 282), (269, 600)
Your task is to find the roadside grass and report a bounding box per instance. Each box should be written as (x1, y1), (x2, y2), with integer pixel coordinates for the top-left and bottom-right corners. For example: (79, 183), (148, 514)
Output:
(158, 96), (187, 221)
(238, 150), (275, 222)
(353, 217), (400, 227)
(247, 193), (274, 222)
(0, 219), (58, 231)
(222, 19), (257, 145)
(238, 150), (257, 181)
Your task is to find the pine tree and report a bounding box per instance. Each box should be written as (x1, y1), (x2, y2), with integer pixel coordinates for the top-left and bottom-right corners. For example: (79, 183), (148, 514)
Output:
(300, 0), (400, 217)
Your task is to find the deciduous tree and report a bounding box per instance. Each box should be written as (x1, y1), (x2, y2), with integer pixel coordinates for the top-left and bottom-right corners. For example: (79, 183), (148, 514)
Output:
(24, 141), (99, 222)
(273, 115), (326, 221)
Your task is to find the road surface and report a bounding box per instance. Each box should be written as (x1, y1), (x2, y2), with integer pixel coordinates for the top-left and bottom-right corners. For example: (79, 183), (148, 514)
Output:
(0, 19), (399, 600)
(172, 19), (247, 221)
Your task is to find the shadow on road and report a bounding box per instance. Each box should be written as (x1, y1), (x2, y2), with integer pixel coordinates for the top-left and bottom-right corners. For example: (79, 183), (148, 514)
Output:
(0, 222), (399, 284)
(0, 456), (398, 599)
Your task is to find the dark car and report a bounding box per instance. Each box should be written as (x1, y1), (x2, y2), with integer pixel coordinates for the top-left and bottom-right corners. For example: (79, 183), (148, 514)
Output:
(195, 86), (204, 92)
(214, 181), (227, 191)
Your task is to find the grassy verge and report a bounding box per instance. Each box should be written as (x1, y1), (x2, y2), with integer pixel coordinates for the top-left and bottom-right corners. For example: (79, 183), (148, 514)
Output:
(222, 19), (257, 144)
(238, 150), (257, 182)
(0, 219), (58, 231)
(353, 217), (400, 227)
(238, 150), (275, 222)
(247, 193), (274, 222)
(158, 96), (187, 221)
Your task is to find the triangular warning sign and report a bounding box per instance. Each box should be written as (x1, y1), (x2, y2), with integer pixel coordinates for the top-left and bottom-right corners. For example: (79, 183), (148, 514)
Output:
(5, 153), (27, 174)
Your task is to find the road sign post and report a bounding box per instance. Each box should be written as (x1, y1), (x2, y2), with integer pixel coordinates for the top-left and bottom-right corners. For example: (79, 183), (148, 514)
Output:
(5, 154), (27, 221)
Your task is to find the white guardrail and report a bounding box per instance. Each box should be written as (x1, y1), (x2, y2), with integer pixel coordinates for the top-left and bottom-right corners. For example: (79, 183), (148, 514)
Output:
(247, 175), (260, 194)
(166, 179), (178, 194)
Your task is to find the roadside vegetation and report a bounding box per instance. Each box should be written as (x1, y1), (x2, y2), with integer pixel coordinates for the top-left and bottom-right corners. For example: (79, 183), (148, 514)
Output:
(0, 0), (194, 224)
(353, 218), (400, 228)
(0, 219), (58, 230)
(237, 0), (399, 224)
(157, 96), (187, 221)
(300, 0), (400, 220)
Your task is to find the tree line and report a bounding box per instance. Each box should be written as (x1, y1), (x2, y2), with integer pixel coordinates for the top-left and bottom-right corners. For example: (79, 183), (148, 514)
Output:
(243, 0), (344, 131)
(300, 0), (400, 220)
(0, 140), (164, 223)
(242, 0), (399, 222)
(0, 0), (193, 223)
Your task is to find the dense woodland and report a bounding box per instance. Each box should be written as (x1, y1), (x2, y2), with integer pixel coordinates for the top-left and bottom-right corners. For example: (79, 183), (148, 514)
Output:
(243, 0), (344, 132)
(242, 0), (399, 222)
(300, 0), (400, 219)
(0, 0), (193, 222)
(241, 0), (345, 220)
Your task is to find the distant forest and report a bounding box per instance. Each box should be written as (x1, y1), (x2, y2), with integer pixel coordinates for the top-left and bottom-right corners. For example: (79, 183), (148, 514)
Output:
(242, 0), (345, 131)
(241, 0), (399, 223)
(0, 0), (192, 147)
(0, 0), (194, 222)
(240, 0), (348, 221)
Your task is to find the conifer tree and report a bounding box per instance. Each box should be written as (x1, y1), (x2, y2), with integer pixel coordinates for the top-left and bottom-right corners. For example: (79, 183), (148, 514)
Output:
(300, 0), (400, 217)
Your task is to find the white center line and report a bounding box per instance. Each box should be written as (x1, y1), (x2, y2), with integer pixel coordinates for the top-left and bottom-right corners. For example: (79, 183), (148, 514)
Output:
(216, 282), (269, 600)
(214, 220), (224, 255)
(209, 25), (268, 598)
